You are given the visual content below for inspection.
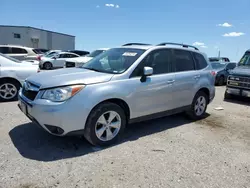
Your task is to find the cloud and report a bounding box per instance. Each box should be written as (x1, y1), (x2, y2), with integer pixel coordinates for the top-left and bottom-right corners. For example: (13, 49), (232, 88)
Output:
(217, 22), (233, 27)
(193, 42), (205, 46)
(223, 32), (245, 37)
(105, 4), (119, 8)
(200, 45), (208, 48)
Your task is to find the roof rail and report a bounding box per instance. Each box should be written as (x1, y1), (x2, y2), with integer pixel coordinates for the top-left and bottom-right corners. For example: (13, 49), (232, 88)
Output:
(157, 42), (199, 51)
(122, 43), (151, 46)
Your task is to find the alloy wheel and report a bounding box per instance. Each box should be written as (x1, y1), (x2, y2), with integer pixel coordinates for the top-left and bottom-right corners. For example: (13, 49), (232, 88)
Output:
(194, 96), (206, 116)
(0, 83), (17, 100)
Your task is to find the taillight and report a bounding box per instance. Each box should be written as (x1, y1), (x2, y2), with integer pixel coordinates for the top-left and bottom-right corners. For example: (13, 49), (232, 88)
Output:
(37, 56), (41, 61)
(211, 71), (216, 76)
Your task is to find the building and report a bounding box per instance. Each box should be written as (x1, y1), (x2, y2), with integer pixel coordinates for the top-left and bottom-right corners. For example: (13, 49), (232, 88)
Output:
(0, 25), (75, 50)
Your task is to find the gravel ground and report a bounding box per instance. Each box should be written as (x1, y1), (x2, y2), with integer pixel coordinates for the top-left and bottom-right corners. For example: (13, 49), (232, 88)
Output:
(0, 86), (250, 188)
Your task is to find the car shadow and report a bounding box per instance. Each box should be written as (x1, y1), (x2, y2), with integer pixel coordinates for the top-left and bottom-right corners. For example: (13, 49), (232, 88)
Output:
(9, 113), (209, 162)
(224, 97), (250, 106)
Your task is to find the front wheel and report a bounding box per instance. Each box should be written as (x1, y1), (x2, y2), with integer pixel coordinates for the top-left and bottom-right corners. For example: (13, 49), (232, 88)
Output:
(0, 80), (20, 102)
(84, 102), (126, 146)
(186, 91), (208, 120)
(43, 62), (53, 70)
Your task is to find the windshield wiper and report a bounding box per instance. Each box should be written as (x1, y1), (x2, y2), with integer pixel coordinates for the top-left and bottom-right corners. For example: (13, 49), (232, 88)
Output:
(83, 67), (102, 72)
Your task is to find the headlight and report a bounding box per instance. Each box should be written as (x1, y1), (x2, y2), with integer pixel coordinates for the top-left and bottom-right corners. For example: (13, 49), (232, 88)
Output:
(42, 85), (85, 102)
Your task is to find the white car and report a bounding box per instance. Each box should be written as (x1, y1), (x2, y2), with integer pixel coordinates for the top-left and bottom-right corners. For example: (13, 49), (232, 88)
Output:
(0, 45), (43, 61)
(39, 52), (80, 70)
(65, 48), (109, 68)
(0, 53), (38, 101)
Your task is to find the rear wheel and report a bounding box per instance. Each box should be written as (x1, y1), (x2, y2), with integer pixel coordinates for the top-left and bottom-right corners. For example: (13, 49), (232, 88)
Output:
(0, 80), (20, 102)
(224, 91), (232, 100)
(43, 62), (53, 70)
(186, 91), (208, 120)
(218, 76), (224, 86)
(84, 102), (126, 146)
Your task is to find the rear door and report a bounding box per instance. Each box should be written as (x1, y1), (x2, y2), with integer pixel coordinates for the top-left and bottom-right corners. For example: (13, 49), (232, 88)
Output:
(172, 49), (198, 108)
(9, 47), (28, 61)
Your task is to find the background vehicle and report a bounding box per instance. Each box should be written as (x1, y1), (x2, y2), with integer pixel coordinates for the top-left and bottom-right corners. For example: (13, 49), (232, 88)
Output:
(209, 57), (230, 63)
(65, 48), (109, 68)
(225, 49), (250, 99)
(0, 45), (43, 61)
(210, 62), (237, 85)
(18, 43), (215, 146)
(0, 53), (38, 101)
(67, 50), (90, 56)
(39, 52), (80, 69)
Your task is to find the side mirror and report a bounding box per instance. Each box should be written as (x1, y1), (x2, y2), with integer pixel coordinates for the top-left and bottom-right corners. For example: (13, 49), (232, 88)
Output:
(141, 66), (153, 82)
(143, 66), (153, 76)
(52, 57), (57, 59)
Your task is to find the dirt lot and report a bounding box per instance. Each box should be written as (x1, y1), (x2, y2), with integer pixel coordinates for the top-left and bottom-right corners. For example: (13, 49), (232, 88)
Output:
(0, 86), (249, 188)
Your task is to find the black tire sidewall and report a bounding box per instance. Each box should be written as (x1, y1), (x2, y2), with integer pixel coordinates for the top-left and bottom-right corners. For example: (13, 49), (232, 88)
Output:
(84, 102), (126, 146)
(218, 76), (224, 86)
(44, 62), (52, 70)
(0, 80), (20, 102)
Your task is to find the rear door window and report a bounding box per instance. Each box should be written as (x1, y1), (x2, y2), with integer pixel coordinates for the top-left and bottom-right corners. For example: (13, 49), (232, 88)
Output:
(173, 49), (195, 72)
(11, 47), (27, 54)
(193, 52), (208, 70)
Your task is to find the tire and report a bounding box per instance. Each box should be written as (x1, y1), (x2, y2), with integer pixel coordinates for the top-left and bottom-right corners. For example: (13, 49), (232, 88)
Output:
(218, 76), (224, 86)
(186, 91), (208, 120)
(224, 91), (232, 100)
(0, 79), (21, 102)
(84, 102), (127, 146)
(43, 62), (53, 70)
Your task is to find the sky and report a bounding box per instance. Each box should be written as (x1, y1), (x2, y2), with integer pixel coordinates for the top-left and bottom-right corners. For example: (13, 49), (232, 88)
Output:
(1, 0), (250, 61)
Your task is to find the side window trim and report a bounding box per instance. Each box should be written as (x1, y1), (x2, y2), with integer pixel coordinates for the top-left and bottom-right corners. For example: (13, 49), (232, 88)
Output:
(192, 52), (208, 70)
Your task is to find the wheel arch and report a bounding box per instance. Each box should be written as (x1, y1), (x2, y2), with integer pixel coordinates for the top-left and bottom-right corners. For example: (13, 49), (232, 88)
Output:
(88, 98), (131, 123)
(196, 87), (210, 101)
(0, 77), (22, 87)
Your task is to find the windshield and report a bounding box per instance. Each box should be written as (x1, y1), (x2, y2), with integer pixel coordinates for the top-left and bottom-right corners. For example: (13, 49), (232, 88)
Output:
(0, 53), (21, 63)
(46, 52), (59, 58)
(82, 48), (145, 74)
(239, 53), (250, 66)
(209, 58), (228, 62)
(211, 62), (227, 69)
(87, 50), (105, 58)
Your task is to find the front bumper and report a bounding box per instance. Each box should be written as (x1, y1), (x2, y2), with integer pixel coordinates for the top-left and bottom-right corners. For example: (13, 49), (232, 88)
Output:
(18, 89), (89, 136)
(225, 86), (250, 98)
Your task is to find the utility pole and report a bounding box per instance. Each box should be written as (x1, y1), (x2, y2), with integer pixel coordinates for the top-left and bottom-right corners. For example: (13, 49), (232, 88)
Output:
(218, 50), (220, 58)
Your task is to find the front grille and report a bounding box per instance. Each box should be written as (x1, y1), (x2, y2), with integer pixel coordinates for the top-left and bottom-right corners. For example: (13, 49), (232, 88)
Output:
(228, 75), (250, 89)
(22, 82), (39, 101)
(65, 61), (76, 68)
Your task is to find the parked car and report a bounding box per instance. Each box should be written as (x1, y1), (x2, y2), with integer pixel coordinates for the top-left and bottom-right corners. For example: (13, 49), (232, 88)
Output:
(39, 52), (80, 70)
(0, 53), (38, 102)
(18, 42), (215, 146)
(34, 48), (49, 54)
(209, 57), (230, 63)
(67, 50), (90, 56)
(225, 49), (250, 99)
(211, 62), (237, 85)
(0, 45), (43, 61)
(65, 48), (109, 68)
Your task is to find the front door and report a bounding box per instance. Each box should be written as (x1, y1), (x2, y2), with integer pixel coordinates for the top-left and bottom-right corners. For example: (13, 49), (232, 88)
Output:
(53, 54), (67, 68)
(128, 49), (176, 118)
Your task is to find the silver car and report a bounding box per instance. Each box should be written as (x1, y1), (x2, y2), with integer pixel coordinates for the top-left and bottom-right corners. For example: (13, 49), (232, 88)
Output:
(18, 43), (215, 146)
(0, 53), (38, 101)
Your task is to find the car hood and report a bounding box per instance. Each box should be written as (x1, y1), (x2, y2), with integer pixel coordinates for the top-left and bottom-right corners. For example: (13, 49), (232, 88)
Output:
(26, 68), (114, 89)
(229, 66), (250, 76)
(66, 56), (93, 63)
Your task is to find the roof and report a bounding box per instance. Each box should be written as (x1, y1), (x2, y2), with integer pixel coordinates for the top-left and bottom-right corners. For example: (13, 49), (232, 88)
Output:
(120, 45), (154, 50)
(0, 44), (34, 49)
(0, 25), (75, 37)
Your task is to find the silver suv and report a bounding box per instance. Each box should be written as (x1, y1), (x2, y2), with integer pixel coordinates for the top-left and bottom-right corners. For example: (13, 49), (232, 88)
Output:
(18, 43), (215, 146)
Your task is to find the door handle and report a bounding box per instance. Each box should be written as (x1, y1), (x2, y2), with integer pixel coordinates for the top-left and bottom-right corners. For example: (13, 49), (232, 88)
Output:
(194, 75), (201, 79)
(167, 80), (175, 84)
